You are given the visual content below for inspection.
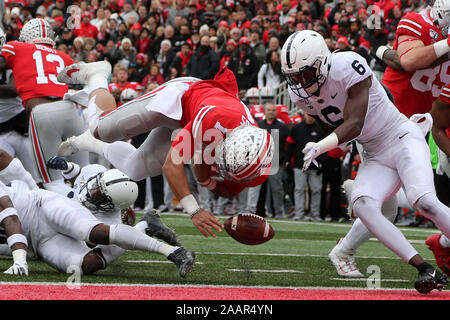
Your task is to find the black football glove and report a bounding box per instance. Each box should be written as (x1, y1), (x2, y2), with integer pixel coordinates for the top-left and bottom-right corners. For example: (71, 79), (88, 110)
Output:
(46, 156), (68, 170)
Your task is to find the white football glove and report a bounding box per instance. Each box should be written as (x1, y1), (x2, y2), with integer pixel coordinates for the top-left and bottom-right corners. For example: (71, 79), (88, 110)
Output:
(302, 142), (320, 171)
(4, 261), (28, 276)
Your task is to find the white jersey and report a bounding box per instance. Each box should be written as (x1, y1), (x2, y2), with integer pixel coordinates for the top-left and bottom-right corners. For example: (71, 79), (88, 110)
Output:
(289, 51), (408, 155)
(0, 70), (23, 123)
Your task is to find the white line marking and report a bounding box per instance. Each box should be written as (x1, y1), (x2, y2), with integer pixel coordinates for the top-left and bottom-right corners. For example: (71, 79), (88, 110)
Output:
(126, 260), (204, 265)
(330, 278), (410, 283)
(228, 269), (303, 273)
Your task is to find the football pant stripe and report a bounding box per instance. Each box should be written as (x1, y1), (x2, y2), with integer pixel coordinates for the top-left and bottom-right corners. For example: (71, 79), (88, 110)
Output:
(29, 112), (50, 183)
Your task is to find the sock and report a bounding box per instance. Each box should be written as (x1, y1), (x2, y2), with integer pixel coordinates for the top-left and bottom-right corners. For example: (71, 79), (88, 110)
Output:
(75, 130), (105, 155)
(88, 83), (109, 95)
(0, 158), (38, 190)
(158, 243), (179, 257)
(86, 95), (103, 135)
(339, 218), (371, 255)
(439, 234), (450, 248)
(134, 221), (148, 233)
(109, 224), (165, 253)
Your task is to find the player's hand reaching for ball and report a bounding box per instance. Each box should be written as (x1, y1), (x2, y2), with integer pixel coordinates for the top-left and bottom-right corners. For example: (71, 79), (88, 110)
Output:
(191, 209), (224, 238)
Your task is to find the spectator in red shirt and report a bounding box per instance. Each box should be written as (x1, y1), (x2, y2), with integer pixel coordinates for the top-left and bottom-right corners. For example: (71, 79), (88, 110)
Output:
(141, 63), (166, 87)
(74, 12), (99, 39)
(230, 7), (251, 31)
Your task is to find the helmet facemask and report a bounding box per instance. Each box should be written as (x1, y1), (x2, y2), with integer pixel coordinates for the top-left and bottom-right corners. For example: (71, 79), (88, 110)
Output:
(78, 173), (116, 211)
(285, 58), (327, 99)
(431, 1), (450, 36)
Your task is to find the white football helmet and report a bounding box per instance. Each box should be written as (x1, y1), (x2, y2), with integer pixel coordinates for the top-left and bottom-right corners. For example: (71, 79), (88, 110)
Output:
(120, 88), (138, 102)
(259, 86), (275, 103)
(215, 125), (274, 183)
(431, 0), (450, 36)
(281, 30), (331, 98)
(0, 28), (5, 51)
(78, 169), (138, 212)
(245, 87), (260, 99)
(19, 18), (55, 47)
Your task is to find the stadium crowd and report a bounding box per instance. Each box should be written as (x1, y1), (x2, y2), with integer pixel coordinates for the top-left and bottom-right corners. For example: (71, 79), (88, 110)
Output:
(0, 0), (448, 227)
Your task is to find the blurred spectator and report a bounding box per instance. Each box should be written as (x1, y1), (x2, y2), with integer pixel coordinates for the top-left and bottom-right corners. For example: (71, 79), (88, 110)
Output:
(230, 7), (251, 31)
(141, 63), (166, 87)
(109, 64), (143, 95)
(186, 34), (220, 80)
(250, 30), (266, 67)
(70, 37), (88, 62)
(171, 41), (193, 77)
(219, 39), (237, 69)
(74, 12), (99, 39)
(227, 36), (259, 92)
(257, 49), (282, 89)
(129, 53), (149, 83)
(155, 39), (176, 80)
(287, 113), (326, 221)
(168, 0), (190, 27)
(247, 103), (289, 219)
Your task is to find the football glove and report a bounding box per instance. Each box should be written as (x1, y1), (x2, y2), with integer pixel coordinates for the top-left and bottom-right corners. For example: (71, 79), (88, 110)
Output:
(4, 261), (28, 276)
(302, 142), (320, 171)
(47, 156), (69, 170)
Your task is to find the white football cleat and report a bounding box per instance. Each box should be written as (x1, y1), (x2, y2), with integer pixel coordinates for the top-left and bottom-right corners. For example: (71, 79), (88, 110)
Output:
(329, 240), (364, 278)
(57, 61), (111, 85)
(57, 136), (79, 157)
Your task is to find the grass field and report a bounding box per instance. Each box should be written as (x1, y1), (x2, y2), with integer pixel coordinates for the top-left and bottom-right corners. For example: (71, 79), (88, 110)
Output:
(0, 212), (441, 294)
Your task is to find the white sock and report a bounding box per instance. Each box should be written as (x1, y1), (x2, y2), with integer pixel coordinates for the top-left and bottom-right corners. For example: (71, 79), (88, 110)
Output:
(88, 83), (109, 95)
(75, 130), (105, 155)
(158, 243), (179, 257)
(109, 224), (172, 254)
(86, 95), (104, 135)
(439, 235), (450, 248)
(134, 221), (147, 233)
(0, 158), (38, 190)
(339, 218), (371, 255)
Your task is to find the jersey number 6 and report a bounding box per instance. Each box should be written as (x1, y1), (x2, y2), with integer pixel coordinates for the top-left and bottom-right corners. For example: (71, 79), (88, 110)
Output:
(351, 60), (366, 75)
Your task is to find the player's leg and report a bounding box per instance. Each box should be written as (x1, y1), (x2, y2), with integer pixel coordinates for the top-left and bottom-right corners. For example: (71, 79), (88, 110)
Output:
(329, 179), (398, 278)
(394, 123), (450, 275)
(29, 101), (87, 193)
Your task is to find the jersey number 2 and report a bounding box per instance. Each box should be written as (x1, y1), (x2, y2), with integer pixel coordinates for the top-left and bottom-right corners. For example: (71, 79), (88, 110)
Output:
(32, 51), (65, 85)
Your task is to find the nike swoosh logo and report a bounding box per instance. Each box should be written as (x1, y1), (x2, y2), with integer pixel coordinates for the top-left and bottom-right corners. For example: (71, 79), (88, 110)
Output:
(429, 270), (436, 278)
(399, 133), (408, 139)
(331, 92), (337, 99)
(66, 69), (80, 78)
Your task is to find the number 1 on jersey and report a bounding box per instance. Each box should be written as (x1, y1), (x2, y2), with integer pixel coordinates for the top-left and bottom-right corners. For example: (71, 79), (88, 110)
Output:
(32, 50), (65, 85)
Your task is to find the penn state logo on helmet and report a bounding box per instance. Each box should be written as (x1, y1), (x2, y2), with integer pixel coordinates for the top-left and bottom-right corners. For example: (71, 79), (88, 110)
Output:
(281, 30), (331, 99)
(215, 125), (274, 183)
(19, 18), (55, 47)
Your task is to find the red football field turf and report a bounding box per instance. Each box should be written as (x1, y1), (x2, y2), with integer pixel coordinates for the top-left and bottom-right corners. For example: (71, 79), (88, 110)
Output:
(1, 283), (449, 300)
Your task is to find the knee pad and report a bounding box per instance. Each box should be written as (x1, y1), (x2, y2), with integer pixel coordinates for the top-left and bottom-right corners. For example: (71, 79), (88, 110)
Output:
(381, 196), (398, 223)
(352, 196), (381, 221)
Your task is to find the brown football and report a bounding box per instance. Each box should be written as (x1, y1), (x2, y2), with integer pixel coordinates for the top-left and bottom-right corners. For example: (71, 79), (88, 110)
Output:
(224, 213), (275, 245)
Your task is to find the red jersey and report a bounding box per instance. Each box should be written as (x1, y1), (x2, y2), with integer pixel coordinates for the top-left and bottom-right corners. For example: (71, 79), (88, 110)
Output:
(171, 67), (267, 194)
(250, 104), (264, 121)
(74, 23), (99, 39)
(290, 114), (303, 124)
(1, 41), (73, 106)
(382, 10), (448, 117)
(437, 84), (450, 137)
(108, 81), (143, 93)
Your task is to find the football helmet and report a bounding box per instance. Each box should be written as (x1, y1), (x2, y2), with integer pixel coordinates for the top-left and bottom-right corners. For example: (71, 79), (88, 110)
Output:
(245, 87), (260, 99)
(431, 0), (450, 36)
(281, 30), (331, 98)
(120, 88), (138, 102)
(259, 86), (275, 103)
(78, 169), (138, 212)
(0, 28), (5, 51)
(215, 125), (274, 183)
(19, 18), (55, 47)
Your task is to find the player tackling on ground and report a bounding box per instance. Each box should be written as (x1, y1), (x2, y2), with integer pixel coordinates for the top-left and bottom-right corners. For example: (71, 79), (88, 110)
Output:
(281, 30), (450, 294)
(56, 63), (275, 238)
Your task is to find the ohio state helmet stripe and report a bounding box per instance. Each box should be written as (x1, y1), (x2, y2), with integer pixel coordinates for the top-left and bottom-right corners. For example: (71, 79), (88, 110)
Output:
(40, 19), (46, 38)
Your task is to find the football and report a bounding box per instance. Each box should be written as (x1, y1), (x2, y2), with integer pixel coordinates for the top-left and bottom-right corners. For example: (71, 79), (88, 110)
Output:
(224, 213), (275, 245)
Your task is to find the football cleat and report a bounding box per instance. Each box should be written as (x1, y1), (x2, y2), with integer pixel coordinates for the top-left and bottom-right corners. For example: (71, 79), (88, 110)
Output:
(167, 247), (196, 278)
(414, 265), (448, 294)
(58, 130), (98, 157)
(425, 234), (450, 276)
(329, 239), (364, 278)
(140, 210), (181, 246)
(57, 61), (111, 85)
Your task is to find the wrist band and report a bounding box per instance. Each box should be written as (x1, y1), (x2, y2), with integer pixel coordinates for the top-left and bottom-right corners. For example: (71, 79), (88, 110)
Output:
(199, 178), (217, 191)
(180, 194), (200, 216)
(317, 132), (339, 154)
(7, 234), (28, 248)
(190, 208), (201, 219)
(0, 207), (18, 224)
(433, 39), (450, 58)
(375, 45), (388, 60)
(12, 248), (27, 264)
(62, 162), (80, 180)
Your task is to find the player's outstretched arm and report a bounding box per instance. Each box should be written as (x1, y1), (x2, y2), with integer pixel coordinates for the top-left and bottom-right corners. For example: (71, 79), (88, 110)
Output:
(0, 194), (28, 276)
(163, 147), (223, 238)
(430, 98), (450, 156)
(192, 163), (234, 198)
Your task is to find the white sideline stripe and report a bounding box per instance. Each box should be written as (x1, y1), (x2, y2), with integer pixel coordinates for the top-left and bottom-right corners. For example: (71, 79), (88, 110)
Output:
(126, 260), (204, 265)
(228, 269), (303, 273)
(0, 281), (420, 292)
(330, 278), (410, 283)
